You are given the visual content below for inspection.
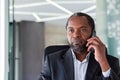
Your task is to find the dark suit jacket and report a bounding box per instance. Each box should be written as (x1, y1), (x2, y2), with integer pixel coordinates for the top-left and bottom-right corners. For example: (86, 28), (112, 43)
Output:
(39, 48), (120, 80)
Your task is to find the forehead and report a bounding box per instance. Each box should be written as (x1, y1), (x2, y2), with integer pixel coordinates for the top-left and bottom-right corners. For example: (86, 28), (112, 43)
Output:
(67, 16), (90, 27)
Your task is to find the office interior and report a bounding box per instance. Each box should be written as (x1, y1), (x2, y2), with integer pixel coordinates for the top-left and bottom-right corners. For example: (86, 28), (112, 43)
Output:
(1, 0), (119, 80)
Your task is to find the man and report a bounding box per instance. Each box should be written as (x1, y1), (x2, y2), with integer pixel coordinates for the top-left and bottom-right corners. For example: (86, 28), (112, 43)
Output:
(39, 12), (120, 80)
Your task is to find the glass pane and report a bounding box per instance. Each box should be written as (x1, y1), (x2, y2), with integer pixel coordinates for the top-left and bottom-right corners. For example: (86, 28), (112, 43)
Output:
(9, 0), (15, 80)
(10, 0), (96, 80)
(107, 0), (120, 59)
(9, 0), (120, 80)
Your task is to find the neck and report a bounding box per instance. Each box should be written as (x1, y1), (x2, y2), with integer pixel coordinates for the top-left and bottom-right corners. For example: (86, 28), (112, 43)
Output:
(74, 50), (88, 61)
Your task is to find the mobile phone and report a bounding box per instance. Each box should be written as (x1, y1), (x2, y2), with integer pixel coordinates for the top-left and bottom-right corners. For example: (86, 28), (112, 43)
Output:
(92, 30), (96, 37)
(90, 30), (96, 53)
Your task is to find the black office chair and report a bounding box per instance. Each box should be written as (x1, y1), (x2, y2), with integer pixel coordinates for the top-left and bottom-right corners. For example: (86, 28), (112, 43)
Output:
(44, 45), (70, 61)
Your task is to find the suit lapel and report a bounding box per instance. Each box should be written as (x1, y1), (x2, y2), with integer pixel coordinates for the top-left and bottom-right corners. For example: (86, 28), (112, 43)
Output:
(85, 53), (99, 80)
(61, 49), (100, 80)
(62, 48), (74, 80)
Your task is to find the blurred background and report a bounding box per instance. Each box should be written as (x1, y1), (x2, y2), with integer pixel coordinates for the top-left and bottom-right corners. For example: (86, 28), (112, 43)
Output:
(9, 0), (120, 80)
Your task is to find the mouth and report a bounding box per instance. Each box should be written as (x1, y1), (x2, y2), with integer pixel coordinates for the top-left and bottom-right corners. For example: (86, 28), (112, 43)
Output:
(74, 43), (80, 46)
(73, 40), (82, 46)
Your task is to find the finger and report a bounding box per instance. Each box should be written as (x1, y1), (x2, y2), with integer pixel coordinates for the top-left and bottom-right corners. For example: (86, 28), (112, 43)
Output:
(87, 36), (102, 43)
(87, 44), (95, 52)
(94, 36), (102, 43)
(86, 38), (99, 47)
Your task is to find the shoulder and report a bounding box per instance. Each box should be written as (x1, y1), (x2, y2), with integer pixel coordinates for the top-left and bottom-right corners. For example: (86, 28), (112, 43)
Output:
(107, 55), (119, 62)
(107, 55), (120, 74)
(107, 55), (119, 67)
(47, 48), (69, 59)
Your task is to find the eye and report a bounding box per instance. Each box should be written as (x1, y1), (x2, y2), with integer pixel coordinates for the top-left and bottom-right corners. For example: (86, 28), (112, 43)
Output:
(80, 28), (87, 33)
(67, 28), (74, 33)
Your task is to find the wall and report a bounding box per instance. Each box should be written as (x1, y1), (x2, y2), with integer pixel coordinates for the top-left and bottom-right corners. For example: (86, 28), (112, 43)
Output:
(45, 20), (68, 47)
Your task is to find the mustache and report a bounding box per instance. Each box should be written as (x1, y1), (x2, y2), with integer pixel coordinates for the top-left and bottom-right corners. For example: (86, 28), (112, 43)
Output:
(72, 38), (83, 43)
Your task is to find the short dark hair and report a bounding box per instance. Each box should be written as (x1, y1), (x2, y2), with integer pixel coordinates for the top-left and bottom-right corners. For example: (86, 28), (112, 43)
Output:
(66, 12), (95, 31)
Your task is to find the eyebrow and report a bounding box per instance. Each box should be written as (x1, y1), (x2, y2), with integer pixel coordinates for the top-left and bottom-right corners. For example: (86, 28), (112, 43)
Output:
(80, 26), (87, 28)
(67, 26), (88, 29)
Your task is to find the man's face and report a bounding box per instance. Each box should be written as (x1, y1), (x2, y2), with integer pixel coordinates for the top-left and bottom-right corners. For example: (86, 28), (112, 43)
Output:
(66, 16), (92, 53)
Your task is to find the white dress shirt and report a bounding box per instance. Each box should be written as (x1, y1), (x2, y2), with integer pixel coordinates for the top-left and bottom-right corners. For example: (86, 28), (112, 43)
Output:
(71, 49), (111, 80)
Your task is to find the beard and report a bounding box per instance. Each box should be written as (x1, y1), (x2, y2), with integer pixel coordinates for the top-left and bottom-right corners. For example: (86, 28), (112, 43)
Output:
(70, 38), (87, 53)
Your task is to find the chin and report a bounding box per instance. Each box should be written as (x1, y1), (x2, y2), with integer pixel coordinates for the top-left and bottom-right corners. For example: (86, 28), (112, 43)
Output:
(71, 45), (87, 53)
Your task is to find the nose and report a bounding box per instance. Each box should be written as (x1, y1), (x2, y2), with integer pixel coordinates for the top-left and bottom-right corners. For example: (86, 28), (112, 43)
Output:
(73, 31), (81, 38)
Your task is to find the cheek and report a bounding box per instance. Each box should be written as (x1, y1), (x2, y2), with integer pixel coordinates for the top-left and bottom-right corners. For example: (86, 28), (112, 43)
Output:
(67, 33), (71, 43)
(82, 36), (89, 41)
(82, 32), (92, 40)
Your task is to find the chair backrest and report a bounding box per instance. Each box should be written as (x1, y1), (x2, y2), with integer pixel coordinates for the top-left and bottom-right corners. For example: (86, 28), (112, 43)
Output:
(44, 45), (70, 60)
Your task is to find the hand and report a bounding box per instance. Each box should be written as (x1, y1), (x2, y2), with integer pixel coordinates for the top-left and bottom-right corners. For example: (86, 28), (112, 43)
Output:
(86, 36), (110, 72)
